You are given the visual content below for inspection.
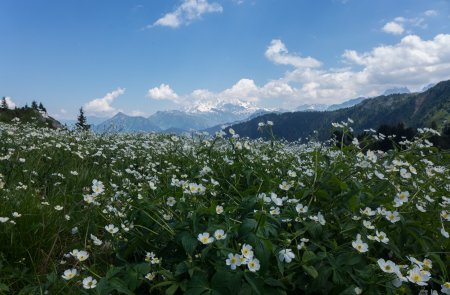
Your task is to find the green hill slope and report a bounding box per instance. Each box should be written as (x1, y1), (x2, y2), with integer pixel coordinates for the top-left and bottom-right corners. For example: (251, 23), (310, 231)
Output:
(229, 79), (450, 141)
(0, 108), (63, 129)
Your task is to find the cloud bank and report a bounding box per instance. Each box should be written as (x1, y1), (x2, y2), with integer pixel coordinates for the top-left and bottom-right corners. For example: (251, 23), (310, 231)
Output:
(148, 34), (450, 109)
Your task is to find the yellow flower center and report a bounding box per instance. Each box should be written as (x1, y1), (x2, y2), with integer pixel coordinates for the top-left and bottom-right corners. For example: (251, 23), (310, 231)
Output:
(411, 273), (421, 282)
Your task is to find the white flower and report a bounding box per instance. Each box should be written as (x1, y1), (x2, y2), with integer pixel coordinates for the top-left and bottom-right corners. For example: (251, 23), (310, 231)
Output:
(145, 272), (156, 281)
(247, 258), (260, 272)
(363, 220), (375, 229)
(377, 258), (399, 273)
(270, 207), (280, 215)
(375, 230), (389, 244)
(317, 212), (326, 225)
(279, 181), (291, 191)
(90, 234), (103, 246)
(54, 205), (64, 211)
(295, 203), (308, 214)
(266, 120), (274, 126)
(226, 253), (241, 270)
(12, 212), (21, 218)
(394, 191), (409, 207)
(197, 232), (214, 244)
(75, 250), (89, 262)
(82, 276), (97, 289)
(105, 224), (119, 234)
(441, 227), (449, 238)
(241, 244), (254, 259)
(399, 168), (411, 179)
(166, 196), (176, 207)
(278, 249), (295, 263)
(441, 210), (450, 221)
(0, 217), (10, 223)
(352, 234), (368, 253)
(214, 229), (227, 240)
(354, 287), (362, 294)
(91, 179), (104, 195)
(441, 282), (450, 295)
(216, 205), (224, 215)
(385, 211), (400, 223)
(61, 268), (77, 280)
(407, 266), (430, 286)
(360, 207), (376, 216)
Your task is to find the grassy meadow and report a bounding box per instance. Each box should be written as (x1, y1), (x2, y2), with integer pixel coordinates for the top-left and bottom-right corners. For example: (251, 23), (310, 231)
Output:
(0, 120), (449, 294)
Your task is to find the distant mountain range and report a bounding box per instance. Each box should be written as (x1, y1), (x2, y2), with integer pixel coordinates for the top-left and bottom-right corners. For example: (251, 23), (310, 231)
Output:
(91, 95), (376, 133)
(226, 80), (450, 141)
(55, 83), (446, 136)
(93, 100), (275, 133)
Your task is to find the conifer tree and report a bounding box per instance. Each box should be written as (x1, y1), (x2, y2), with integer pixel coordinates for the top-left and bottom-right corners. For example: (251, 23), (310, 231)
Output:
(31, 101), (38, 109)
(0, 97), (8, 110)
(38, 102), (47, 113)
(75, 107), (89, 131)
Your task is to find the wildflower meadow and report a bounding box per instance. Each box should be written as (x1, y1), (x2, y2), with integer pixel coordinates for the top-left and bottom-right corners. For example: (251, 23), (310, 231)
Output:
(0, 119), (449, 294)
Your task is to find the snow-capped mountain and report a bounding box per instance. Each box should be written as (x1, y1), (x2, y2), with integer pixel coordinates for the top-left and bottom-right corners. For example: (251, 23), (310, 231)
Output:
(93, 100), (275, 133)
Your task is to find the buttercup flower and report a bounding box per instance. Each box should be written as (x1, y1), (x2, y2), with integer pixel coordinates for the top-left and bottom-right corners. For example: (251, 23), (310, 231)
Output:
(197, 232), (214, 244)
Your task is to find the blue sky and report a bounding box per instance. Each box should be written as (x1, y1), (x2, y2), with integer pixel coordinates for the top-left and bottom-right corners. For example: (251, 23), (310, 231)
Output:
(1, 0), (450, 119)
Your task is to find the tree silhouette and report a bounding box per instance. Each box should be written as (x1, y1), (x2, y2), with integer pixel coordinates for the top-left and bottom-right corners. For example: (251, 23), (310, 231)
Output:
(1, 97), (8, 110)
(31, 101), (38, 110)
(38, 102), (47, 113)
(75, 107), (90, 131)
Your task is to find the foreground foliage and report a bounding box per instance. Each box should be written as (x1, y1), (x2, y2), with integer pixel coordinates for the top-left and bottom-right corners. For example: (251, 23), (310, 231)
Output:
(0, 120), (449, 294)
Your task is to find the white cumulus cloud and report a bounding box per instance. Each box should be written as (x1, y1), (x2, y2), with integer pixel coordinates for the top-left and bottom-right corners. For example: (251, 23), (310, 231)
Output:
(152, 0), (223, 28)
(4, 97), (16, 109)
(150, 34), (450, 109)
(382, 21), (405, 35)
(84, 88), (125, 115)
(265, 39), (321, 68)
(147, 84), (180, 101)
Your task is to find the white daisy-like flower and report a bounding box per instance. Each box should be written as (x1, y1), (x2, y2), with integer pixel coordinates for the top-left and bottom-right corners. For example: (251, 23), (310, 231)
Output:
(352, 234), (369, 253)
(247, 258), (261, 272)
(82, 276), (97, 289)
(215, 205), (224, 214)
(61, 268), (77, 280)
(105, 224), (119, 235)
(197, 232), (214, 244)
(241, 243), (254, 259)
(214, 229), (226, 240)
(278, 249), (295, 263)
(226, 253), (241, 270)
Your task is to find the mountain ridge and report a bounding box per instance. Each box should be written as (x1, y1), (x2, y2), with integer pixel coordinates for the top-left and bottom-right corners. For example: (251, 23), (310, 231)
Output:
(226, 80), (450, 141)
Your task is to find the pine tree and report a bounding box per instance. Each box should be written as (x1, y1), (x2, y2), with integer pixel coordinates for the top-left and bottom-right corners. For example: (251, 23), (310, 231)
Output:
(1, 97), (8, 110)
(31, 101), (38, 110)
(75, 107), (90, 131)
(38, 102), (47, 113)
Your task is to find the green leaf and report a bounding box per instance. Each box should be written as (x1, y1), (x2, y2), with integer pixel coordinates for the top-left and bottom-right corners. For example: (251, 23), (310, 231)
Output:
(302, 265), (319, 279)
(179, 231), (198, 255)
(211, 270), (243, 294)
(244, 272), (264, 295)
(109, 277), (135, 295)
(302, 250), (317, 264)
(175, 261), (189, 277)
(0, 283), (9, 292)
(239, 218), (257, 237)
(165, 283), (179, 295)
(264, 277), (285, 289)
